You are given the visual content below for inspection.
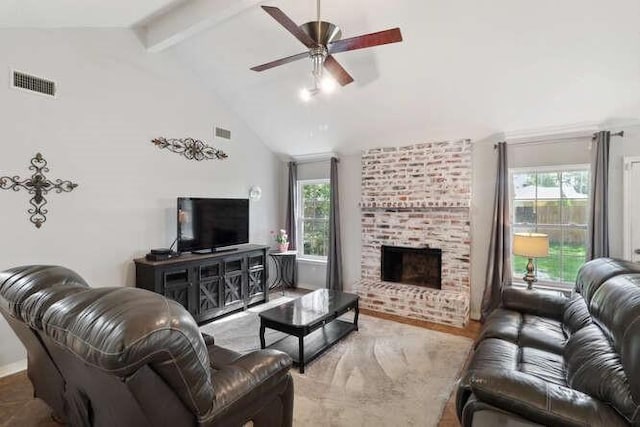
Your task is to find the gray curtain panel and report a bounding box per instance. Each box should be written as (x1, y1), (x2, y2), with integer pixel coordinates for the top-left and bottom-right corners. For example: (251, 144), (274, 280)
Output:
(285, 161), (297, 250)
(326, 157), (343, 291)
(587, 131), (610, 260)
(481, 142), (512, 321)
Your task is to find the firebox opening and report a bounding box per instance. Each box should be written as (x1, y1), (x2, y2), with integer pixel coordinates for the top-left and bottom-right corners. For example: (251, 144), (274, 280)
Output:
(381, 245), (442, 289)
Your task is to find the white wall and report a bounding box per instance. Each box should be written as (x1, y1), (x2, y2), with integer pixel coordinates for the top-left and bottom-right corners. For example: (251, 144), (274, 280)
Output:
(0, 29), (282, 368)
(609, 124), (640, 257)
(339, 153), (362, 292)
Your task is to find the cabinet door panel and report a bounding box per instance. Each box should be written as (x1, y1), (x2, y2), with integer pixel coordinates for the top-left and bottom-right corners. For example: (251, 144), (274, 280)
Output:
(164, 282), (193, 314)
(199, 279), (221, 314)
(223, 272), (243, 306)
(247, 252), (265, 269)
(248, 267), (265, 298)
(163, 268), (189, 285)
(200, 263), (221, 280)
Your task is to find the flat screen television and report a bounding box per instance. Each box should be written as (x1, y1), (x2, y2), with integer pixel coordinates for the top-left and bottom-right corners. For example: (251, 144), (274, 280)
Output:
(177, 198), (249, 253)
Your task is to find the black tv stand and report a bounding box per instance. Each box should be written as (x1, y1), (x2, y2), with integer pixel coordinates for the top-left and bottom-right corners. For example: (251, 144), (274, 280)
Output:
(192, 247), (239, 255)
(134, 244), (269, 324)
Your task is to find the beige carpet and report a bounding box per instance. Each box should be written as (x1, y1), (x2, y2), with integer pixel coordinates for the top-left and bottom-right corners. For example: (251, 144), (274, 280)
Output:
(201, 298), (472, 427)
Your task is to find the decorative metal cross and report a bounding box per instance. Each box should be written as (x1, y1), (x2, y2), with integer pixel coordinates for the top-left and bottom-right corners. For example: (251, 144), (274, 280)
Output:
(0, 153), (78, 228)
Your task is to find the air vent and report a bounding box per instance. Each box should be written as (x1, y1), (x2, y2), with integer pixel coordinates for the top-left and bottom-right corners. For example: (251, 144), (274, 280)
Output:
(12, 71), (56, 97)
(215, 127), (231, 140)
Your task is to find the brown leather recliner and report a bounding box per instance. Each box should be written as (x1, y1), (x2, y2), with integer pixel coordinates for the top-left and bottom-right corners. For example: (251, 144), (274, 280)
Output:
(1, 265), (294, 427)
(0, 265), (89, 422)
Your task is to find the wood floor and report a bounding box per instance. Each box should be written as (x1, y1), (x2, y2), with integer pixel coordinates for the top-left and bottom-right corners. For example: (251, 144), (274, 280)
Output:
(0, 300), (480, 427)
(0, 371), (58, 427)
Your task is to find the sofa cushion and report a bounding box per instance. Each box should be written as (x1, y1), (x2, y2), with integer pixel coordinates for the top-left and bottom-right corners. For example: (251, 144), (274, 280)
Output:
(468, 338), (567, 387)
(478, 309), (566, 355)
(565, 323), (637, 423)
(501, 287), (568, 320)
(519, 346), (566, 386)
(467, 369), (629, 427)
(579, 273), (640, 422)
(575, 258), (640, 304)
(562, 295), (593, 335)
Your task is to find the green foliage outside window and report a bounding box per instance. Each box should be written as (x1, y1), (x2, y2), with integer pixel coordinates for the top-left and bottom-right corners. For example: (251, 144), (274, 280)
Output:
(300, 182), (330, 257)
(512, 168), (589, 285)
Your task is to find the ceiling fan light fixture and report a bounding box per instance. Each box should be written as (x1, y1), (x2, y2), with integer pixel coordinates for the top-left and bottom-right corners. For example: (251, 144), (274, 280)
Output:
(320, 75), (337, 94)
(299, 87), (312, 102)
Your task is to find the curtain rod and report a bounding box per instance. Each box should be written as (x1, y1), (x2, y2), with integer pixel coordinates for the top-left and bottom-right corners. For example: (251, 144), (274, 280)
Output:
(290, 156), (339, 165)
(494, 130), (624, 149)
(593, 130), (624, 139)
(290, 152), (338, 164)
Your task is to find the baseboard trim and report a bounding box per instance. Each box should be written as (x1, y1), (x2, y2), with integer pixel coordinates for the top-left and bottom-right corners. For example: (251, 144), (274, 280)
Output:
(0, 359), (27, 378)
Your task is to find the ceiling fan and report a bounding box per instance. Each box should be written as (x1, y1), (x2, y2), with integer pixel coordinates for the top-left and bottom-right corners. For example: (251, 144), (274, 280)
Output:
(251, 0), (403, 99)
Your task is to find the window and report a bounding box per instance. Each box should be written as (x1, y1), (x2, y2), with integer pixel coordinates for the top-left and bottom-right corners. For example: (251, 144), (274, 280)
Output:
(510, 165), (590, 286)
(297, 179), (330, 261)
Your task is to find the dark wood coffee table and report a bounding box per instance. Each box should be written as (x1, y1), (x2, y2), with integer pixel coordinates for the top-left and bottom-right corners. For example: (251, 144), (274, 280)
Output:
(259, 289), (359, 373)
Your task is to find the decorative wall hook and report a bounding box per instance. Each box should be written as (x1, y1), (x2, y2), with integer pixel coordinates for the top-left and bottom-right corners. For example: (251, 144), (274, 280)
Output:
(0, 153), (78, 228)
(151, 137), (228, 161)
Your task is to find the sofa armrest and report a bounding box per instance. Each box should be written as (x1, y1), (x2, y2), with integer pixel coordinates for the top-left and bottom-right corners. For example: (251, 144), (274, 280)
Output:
(202, 349), (292, 423)
(468, 370), (628, 427)
(501, 286), (568, 320)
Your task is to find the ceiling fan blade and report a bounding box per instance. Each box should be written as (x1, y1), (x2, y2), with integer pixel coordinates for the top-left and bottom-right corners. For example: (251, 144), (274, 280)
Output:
(323, 55), (354, 86)
(328, 28), (403, 54)
(250, 52), (309, 72)
(261, 6), (316, 48)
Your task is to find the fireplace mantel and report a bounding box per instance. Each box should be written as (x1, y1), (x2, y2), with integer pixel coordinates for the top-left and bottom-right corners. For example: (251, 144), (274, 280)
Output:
(358, 200), (470, 209)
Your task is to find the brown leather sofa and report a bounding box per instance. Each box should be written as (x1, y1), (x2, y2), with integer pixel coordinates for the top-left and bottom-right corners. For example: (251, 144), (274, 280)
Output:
(456, 258), (640, 426)
(0, 265), (294, 427)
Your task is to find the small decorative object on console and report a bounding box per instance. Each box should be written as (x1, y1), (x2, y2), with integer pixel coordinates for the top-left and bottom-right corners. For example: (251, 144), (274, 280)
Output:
(151, 137), (228, 161)
(0, 152), (78, 228)
(273, 229), (289, 252)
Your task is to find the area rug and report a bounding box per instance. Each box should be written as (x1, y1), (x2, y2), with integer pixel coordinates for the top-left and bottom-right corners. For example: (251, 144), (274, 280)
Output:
(201, 298), (472, 427)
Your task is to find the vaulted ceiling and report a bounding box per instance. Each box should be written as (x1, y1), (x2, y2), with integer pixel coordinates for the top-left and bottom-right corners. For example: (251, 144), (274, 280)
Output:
(0, 0), (183, 27)
(2, 0), (640, 155)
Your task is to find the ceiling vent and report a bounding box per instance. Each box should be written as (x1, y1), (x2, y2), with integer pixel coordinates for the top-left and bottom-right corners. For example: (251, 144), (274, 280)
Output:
(12, 70), (56, 97)
(215, 127), (231, 140)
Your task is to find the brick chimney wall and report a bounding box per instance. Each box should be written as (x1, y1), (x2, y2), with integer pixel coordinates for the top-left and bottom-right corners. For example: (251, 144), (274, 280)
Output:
(356, 140), (472, 327)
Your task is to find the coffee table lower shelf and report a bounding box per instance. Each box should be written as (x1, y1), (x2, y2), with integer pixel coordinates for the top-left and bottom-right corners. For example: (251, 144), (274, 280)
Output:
(264, 319), (356, 373)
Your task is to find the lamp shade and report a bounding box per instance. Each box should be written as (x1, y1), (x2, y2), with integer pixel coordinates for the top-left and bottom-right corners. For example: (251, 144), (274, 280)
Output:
(513, 233), (549, 258)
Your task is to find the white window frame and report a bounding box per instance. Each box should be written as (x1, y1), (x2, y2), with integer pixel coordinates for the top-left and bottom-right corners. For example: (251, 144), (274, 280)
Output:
(296, 179), (330, 263)
(509, 163), (590, 289)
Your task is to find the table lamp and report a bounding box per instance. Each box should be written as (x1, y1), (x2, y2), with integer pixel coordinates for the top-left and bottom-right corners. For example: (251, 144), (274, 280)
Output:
(513, 233), (549, 289)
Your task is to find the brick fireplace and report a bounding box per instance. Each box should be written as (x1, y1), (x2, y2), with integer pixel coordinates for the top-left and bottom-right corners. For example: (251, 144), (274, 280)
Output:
(355, 140), (471, 327)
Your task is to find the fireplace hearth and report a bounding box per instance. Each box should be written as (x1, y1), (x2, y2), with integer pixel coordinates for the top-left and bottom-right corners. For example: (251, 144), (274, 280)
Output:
(381, 245), (442, 289)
